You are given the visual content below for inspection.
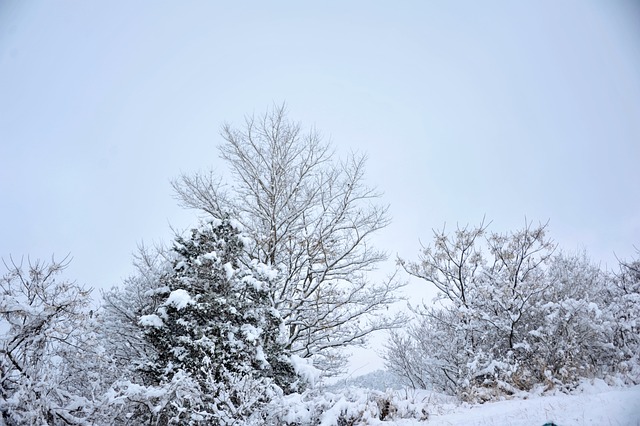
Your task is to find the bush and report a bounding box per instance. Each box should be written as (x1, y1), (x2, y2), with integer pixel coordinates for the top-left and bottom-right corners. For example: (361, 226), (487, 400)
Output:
(386, 221), (638, 401)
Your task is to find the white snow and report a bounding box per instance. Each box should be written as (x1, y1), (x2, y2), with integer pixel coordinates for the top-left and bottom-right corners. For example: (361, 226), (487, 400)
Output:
(223, 262), (235, 279)
(143, 286), (170, 297)
(228, 218), (244, 231)
(419, 381), (640, 426)
(138, 314), (163, 328)
(240, 323), (262, 342)
(202, 251), (217, 261)
(317, 379), (640, 425)
(255, 346), (268, 368)
(290, 355), (322, 387)
(239, 234), (253, 248)
(253, 261), (279, 281)
(163, 289), (194, 310)
(203, 216), (223, 229)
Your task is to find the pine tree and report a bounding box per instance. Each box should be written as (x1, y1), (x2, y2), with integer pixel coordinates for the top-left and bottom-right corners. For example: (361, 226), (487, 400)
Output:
(139, 217), (298, 424)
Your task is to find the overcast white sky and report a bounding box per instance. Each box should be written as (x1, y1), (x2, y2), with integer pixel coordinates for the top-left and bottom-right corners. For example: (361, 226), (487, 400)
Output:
(1, 0), (639, 343)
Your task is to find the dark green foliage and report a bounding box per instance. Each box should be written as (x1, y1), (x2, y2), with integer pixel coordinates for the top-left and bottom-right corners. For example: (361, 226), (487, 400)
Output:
(140, 217), (298, 423)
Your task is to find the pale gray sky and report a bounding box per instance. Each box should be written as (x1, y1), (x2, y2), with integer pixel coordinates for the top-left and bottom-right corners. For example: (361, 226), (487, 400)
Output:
(1, 0), (639, 312)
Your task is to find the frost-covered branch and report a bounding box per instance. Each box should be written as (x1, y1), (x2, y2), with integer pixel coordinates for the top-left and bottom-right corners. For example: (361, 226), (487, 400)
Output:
(172, 104), (405, 373)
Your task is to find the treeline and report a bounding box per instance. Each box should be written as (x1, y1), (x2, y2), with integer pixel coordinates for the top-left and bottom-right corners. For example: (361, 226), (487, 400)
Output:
(1, 106), (638, 424)
(385, 221), (640, 402)
(0, 106), (404, 425)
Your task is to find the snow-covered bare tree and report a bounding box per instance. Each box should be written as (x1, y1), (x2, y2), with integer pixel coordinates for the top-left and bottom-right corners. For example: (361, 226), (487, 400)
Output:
(134, 217), (300, 424)
(611, 251), (640, 382)
(0, 256), (109, 425)
(90, 243), (176, 424)
(100, 243), (171, 381)
(387, 221), (627, 401)
(172, 104), (405, 373)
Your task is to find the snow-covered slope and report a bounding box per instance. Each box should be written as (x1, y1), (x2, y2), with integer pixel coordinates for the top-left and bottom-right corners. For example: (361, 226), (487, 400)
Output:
(426, 385), (638, 425)
(394, 380), (640, 426)
(323, 374), (639, 425)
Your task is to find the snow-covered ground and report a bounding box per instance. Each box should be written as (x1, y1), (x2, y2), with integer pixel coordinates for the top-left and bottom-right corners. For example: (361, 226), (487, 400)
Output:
(420, 381), (640, 426)
(325, 376), (640, 426)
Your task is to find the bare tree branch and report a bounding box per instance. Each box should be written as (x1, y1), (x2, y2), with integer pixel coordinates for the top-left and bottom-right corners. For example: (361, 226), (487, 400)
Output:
(172, 105), (405, 373)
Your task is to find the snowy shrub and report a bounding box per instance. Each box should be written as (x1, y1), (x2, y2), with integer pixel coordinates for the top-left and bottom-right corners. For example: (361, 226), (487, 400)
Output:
(0, 256), (113, 425)
(387, 221), (637, 402)
(267, 387), (430, 425)
(610, 253), (640, 383)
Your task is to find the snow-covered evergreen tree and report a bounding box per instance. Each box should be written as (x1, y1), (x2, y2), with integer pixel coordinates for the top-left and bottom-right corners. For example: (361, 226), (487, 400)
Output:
(138, 217), (299, 424)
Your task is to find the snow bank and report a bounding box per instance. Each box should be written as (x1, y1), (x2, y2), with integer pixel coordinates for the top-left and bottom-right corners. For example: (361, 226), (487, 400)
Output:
(271, 378), (639, 425)
(423, 380), (640, 426)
